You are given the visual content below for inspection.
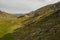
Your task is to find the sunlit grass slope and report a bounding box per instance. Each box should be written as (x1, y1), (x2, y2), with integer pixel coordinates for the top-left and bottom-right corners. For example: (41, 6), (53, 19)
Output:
(0, 11), (19, 37)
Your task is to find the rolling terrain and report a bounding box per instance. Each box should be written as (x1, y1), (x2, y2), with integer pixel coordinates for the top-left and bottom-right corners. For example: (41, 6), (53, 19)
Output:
(0, 11), (24, 37)
(0, 2), (60, 40)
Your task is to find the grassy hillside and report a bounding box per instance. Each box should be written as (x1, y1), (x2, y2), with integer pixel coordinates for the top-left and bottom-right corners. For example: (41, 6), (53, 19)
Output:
(0, 11), (18, 37)
(0, 2), (60, 40)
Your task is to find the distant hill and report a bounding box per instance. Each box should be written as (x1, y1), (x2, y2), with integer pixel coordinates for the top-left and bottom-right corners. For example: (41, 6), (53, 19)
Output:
(0, 2), (60, 40)
(0, 11), (17, 20)
(14, 14), (25, 17)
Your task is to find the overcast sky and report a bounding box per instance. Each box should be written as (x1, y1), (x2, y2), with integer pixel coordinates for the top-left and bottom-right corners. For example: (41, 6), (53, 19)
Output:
(0, 0), (60, 14)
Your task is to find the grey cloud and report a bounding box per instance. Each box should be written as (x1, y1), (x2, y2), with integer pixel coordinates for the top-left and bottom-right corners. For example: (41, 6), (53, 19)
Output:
(0, 0), (60, 14)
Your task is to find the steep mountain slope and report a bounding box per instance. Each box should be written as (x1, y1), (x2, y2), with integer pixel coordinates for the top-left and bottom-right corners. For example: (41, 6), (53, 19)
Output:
(0, 2), (60, 40)
(18, 2), (60, 25)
